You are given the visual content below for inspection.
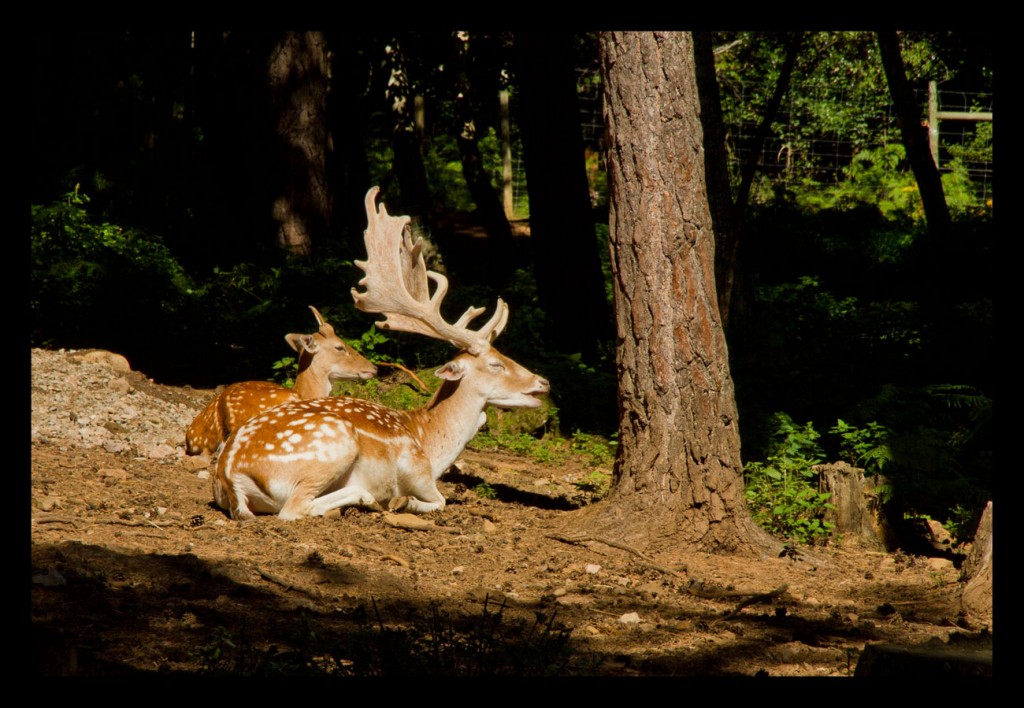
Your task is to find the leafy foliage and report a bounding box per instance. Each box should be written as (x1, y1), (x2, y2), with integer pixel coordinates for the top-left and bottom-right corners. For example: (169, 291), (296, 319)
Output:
(744, 413), (836, 545)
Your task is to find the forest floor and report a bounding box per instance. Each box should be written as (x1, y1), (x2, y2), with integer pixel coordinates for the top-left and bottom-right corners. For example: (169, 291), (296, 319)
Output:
(30, 347), (992, 679)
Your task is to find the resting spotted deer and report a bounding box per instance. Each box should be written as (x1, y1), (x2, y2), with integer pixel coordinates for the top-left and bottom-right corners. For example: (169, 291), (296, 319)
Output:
(213, 187), (550, 520)
(185, 306), (377, 456)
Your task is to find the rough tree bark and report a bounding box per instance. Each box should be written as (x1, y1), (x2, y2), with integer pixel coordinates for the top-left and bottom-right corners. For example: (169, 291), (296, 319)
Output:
(583, 31), (776, 555)
(267, 31), (330, 257)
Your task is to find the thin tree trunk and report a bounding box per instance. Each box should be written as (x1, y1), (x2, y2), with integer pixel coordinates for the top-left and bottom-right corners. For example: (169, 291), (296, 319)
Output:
(586, 31), (776, 555)
(734, 32), (803, 220)
(384, 39), (436, 261)
(877, 31), (952, 242)
(451, 32), (514, 247)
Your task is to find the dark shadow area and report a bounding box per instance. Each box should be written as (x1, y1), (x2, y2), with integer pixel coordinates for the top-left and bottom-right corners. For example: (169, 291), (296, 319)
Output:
(444, 466), (579, 512)
(32, 536), (972, 677)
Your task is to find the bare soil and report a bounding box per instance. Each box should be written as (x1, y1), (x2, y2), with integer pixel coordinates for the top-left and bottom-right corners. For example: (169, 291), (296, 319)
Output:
(30, 348), (991, 678)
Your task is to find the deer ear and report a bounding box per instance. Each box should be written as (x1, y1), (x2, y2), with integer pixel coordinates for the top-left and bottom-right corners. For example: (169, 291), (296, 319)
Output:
(435, 360), (466, 381)
(286, 333), (319, 354)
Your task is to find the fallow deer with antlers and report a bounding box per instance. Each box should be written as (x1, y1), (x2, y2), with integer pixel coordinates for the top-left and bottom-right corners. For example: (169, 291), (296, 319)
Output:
(213, 187), (549, 520)
(185, 306), (377, 456)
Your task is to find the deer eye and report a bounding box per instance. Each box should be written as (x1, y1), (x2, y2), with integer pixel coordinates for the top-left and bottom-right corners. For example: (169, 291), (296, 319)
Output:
(488, 360), (506, 371)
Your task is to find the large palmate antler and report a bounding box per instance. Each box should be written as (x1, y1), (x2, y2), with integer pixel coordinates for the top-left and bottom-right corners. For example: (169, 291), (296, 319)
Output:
(351, 186), (508, 355)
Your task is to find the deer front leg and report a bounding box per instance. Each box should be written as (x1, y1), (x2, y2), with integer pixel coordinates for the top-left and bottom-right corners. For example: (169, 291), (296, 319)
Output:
(303, 487), (385, 517)
(390, 464), (447, 513)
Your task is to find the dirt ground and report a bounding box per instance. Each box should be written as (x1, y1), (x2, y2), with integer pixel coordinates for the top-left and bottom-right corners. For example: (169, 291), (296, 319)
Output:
(30, 347), (992, 678)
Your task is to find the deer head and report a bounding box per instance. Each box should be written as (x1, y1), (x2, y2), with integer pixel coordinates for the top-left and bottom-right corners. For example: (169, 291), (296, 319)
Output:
(185, 306), (377, 456)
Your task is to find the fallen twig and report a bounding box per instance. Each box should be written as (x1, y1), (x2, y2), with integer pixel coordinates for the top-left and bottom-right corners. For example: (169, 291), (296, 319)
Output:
(32, 515), (177, 529)
(716, 584), (789, 621)
(384, 512), (461, 533)
(546, 532), (687, 579)
(256, 567), (317, 597)
(381, 554), (410, 568)
(32, 516), (83, 529)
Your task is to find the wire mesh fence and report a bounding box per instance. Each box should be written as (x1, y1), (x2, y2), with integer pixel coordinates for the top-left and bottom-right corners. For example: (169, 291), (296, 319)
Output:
(571, 78), (992, 207)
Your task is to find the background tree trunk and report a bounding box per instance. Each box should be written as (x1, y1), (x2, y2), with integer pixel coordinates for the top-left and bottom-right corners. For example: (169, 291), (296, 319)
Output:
(451, 32), (514, 249)
(515, 32), (613, 361)
(383, 39), (438, 265)
(267, 31), (329, 257)
(587, 31), (775, 554)
(328, 32), (377, 256)
(693, 32), (742, 332)
(877, 31), (952, 242)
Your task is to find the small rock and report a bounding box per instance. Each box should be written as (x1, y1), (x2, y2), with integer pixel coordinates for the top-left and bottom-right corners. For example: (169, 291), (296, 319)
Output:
(138, 442), (177, 459)
(927, 557), (954, 572)
(99, 468), (129, 482)
(33, 495), (63, 512)
(196, 470), (210, 480)
(635, 581), (662, 596)
(451, 566), (465, 576)
(107, 378), (131, 394)
(585, 563), (602, 575)
(619, 612), (641, 625)
(68, 349), (131, 372)
(481, 519), (497, 534)
(32, 568), (68, 587)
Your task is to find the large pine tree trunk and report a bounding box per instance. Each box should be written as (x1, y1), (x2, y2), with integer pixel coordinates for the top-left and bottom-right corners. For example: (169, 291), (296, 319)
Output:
(584, 31), (775, 555)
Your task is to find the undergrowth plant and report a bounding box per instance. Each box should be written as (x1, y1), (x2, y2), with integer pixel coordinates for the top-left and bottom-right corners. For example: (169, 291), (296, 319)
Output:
(744, 413), (836, 545)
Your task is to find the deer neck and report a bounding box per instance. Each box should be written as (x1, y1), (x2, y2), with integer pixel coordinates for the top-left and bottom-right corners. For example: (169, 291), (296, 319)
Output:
(292, 360), (332, 399)
(406, 379), (487, 480)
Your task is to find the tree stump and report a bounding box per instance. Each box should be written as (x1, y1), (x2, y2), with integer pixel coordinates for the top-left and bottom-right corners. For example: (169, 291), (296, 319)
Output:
(959, 501), (992, 628)
(814, 462), (897, 550)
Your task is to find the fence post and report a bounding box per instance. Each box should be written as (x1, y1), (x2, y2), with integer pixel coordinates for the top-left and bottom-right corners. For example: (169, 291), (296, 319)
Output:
(929, 81), (940, 167)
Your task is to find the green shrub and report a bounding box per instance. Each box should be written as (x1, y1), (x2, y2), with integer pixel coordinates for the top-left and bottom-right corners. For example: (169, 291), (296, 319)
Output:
(743, 413), (836, 545)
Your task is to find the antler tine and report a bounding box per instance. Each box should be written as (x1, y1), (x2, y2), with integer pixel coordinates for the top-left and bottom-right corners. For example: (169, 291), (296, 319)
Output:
(351, 187), (506, 355)
(308, 305), (337, 337)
